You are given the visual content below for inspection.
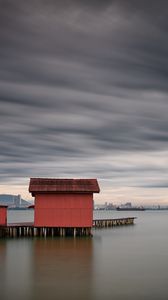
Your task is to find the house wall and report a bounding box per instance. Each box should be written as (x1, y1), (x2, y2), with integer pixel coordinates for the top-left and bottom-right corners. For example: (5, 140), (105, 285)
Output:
(34, 193), (93, 227)
(0, 207), (7, 226)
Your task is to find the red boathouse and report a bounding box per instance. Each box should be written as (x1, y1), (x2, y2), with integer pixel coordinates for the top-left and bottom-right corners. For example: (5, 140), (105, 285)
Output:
(0, 205), (8, 226)
(29, 178), (100, 234)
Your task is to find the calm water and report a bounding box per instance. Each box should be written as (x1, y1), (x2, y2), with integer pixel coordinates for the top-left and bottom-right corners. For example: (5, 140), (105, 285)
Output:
(0, 210), (168, 300)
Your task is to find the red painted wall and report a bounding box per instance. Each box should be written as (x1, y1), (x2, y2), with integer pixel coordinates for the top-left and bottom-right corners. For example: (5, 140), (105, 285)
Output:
(34, 193), (93, 227)
(0, 207), (7, 226)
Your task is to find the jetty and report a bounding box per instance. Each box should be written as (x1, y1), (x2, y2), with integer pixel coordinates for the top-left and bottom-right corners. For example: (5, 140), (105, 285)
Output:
(0, 217), (136, 238)
(93, 217), (136, 228)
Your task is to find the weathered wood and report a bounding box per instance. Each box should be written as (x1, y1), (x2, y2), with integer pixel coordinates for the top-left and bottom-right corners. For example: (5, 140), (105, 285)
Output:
(0, 217), (136, 238)
(93, 217), (136, 228)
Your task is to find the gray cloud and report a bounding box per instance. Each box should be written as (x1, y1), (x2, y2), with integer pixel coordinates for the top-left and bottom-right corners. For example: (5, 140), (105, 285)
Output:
(0, 0), (168, 203)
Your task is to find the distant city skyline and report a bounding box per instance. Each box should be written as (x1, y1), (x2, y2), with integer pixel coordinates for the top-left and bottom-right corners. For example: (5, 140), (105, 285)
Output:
(0, 1), (168, 205)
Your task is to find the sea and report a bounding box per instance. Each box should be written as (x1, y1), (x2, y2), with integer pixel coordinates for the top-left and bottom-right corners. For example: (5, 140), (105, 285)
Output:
(0, 210), (168, 300)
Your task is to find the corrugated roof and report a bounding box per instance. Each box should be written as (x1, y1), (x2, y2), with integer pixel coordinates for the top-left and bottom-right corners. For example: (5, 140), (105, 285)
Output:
(29, 178), (100, 194)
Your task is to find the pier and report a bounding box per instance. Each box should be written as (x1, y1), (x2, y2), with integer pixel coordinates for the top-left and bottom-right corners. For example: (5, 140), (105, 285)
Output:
(93, 217), (136, 228)
(0, 217), (136, 238)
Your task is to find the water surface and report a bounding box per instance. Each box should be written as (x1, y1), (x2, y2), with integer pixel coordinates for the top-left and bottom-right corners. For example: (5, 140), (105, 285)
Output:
(0, 210), (168, 300)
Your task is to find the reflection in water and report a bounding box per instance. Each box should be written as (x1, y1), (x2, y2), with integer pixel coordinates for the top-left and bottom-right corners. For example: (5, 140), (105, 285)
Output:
(32, 238), (93, 300)
(0, 241), (7, 298)
(0, 237), (93, 300)
(1, 212), (168, 300)
(0, 239), (33, 300)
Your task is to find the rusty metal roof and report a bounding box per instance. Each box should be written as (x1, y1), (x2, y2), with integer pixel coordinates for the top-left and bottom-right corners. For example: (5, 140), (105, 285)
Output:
(29, 178), (100, 194)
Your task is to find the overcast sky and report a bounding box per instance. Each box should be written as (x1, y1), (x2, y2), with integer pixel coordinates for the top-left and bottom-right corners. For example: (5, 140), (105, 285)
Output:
(0, 0), (168, 204)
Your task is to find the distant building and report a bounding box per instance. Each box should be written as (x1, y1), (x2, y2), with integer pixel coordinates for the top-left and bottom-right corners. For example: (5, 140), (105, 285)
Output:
(14, 194), (21, 207)
(124, 202), (132, 208)
(94, 202), (116, 210)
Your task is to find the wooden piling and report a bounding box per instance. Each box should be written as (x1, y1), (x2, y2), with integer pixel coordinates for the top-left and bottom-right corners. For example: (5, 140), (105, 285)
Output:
(93, 217), (136, 229)
(0, 217), (136, 239)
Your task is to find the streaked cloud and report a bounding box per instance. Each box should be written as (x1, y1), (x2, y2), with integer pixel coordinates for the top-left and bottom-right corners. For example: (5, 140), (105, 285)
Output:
(0, 0), (168, 204)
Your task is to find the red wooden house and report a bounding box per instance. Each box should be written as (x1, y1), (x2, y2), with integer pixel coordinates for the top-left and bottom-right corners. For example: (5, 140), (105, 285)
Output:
(0, 205), (8, 226)
(29, 178), (100, 230)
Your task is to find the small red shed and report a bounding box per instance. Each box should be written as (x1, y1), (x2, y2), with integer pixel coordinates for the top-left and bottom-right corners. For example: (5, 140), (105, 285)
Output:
(29, 178), (100, 228)
(0, 205), (8, 226)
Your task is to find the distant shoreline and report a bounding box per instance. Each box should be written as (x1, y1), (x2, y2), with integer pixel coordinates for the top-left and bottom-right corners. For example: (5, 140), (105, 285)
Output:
(95, 208), (168, 211)
(8, 207), (30, 210)
(7, 207), (168, 211)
